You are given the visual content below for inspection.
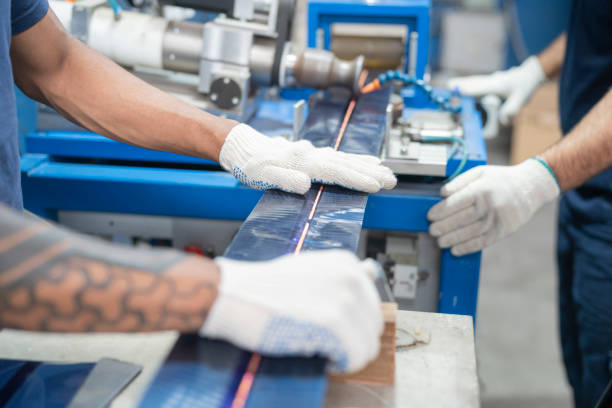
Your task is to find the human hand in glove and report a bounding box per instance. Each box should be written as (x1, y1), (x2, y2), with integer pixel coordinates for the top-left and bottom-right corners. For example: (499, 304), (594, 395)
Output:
(447, 56), (546, 125)
(200, 250), (383, 373)
(427, 159), (560, 256)
(219, 124), (397, 194)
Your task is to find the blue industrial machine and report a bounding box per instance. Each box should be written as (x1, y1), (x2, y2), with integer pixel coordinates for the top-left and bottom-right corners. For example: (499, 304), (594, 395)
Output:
(19, 0), (485, 320)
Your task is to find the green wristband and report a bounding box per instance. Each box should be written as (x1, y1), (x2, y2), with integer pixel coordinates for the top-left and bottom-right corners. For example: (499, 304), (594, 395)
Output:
(531, 157), (561, 191)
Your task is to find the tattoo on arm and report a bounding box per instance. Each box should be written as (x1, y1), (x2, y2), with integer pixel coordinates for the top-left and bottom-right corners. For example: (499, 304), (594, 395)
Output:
(0, 205), (220, 333)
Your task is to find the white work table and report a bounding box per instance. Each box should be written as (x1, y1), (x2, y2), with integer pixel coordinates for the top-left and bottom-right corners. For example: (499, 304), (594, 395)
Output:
(0, 311), (479, 408)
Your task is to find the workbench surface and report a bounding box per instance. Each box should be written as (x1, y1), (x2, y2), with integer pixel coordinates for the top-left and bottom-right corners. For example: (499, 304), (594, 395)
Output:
(0, 311), (479, 408)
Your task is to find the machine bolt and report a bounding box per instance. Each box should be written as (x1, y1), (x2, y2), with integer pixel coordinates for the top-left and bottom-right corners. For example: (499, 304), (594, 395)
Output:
(223, 78), (230, 85)
(210, 93), (218, 101)
(231, 97), (239, 105)
(400, 146), (408, 155)
(169, 54), (176, 61)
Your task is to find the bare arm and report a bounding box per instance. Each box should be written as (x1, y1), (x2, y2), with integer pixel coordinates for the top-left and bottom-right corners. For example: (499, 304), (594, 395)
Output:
(10, 10), (236, 162)
(537, 33), (566, 78)
(541, 89), (612, 191)
(0, 204), (220, 332)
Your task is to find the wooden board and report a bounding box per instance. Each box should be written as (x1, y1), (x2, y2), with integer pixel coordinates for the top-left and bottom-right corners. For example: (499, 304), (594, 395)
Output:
(329, 302), (397, 385)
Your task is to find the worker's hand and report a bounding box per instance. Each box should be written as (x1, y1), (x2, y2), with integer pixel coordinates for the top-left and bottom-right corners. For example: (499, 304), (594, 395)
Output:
(427, 159), (560, 256)
(219, 124), (397, 194)
(200, 250), (384, 373)
(447, 56), (546, 125)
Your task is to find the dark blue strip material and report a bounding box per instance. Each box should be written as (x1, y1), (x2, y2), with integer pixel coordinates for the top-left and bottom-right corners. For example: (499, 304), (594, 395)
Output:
(0, 359), (94, 408)
(243, 86), (391, 408)
(140, 86), (392, 408)
(138, 336), (251, 408)
(0, 361), (40, 406)
(224, 91), (351, 261)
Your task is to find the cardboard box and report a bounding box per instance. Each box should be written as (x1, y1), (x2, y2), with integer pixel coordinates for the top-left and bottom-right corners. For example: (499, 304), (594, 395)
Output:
(510, 81), (563, 164)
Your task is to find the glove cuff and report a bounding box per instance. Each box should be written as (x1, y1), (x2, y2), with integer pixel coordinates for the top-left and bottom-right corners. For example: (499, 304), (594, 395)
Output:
(219, 124), (267, 172)
(199, 258), (269, 346)
(520, 55), (546, 88)
(520, 158), (561, 206)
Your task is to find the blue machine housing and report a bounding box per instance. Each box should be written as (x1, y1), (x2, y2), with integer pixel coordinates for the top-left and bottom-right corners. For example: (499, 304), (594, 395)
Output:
(17, 0), (486, 321)
(308, 0), (430, 78)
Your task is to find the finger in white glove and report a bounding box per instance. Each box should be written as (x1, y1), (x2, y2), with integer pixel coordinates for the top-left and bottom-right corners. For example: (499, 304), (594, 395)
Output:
(200, 250), (384, 374)
(447, 56), (546, 125)
(219, 124), (397, 195)
(427, 159), (560, 256)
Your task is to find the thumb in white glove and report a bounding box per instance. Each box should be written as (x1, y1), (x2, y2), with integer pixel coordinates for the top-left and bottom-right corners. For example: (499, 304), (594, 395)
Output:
(219, 124), (397, 195)
(447, 56), (546, 125)
(427, 158), (560, 256)
(200, 250), (384, 374)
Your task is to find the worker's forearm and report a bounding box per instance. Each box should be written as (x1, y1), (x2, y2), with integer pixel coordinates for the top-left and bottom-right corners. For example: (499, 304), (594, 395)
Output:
(0, 205), (220, 333)
(537, 33), (566, 79)
(11, 11), (236, 162)
(541, 89), (612, 191)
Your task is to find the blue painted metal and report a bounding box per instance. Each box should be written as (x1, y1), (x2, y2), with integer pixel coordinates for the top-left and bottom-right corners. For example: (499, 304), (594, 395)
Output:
(20, 158), (263, 222)
(23, 99), (295, 164)
(26, 131), (217, 165)
(439, 250), (481, 317)
(307, 0), (430, 79)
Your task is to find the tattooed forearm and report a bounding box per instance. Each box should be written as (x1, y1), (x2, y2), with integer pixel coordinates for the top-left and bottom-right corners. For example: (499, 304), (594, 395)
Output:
(0, 204), (220, 333)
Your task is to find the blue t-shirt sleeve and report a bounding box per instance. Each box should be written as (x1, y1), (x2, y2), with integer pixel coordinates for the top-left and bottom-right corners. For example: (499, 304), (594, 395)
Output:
(11, 0), (49, 35)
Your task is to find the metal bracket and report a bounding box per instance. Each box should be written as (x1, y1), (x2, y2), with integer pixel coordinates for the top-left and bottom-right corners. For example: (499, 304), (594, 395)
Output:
(292, 99), (306, 141)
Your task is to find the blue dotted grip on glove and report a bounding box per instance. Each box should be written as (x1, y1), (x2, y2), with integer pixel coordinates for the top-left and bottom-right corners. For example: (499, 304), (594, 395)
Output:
(258, 316), (349, 372)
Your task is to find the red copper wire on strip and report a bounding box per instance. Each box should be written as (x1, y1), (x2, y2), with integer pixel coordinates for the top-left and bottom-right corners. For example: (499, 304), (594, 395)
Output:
(230, 71), (368, 408)
(230, 354), (262, 408)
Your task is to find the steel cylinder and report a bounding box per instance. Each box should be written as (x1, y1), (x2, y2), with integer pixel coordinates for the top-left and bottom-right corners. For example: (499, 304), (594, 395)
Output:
(162, 20), (204, 74)
(291, 48), (364, 93)
(249, 37), (277, 86)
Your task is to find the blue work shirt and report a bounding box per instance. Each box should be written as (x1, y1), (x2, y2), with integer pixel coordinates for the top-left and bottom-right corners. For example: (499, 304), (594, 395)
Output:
(559, 0), (612, 229)
(0, 0), (48, 211)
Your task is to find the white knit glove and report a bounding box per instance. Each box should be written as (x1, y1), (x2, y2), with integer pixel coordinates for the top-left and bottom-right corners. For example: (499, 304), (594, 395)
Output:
(219, 124), (397, 194)
(427, 159), (560, 256)
(200, 250), (384, 374)
(447, 56), (546, 125)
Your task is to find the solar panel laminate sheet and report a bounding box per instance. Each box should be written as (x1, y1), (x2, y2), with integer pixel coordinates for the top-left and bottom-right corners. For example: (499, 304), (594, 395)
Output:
(139, 86), (392, 408)
(225, 86), (391, 260)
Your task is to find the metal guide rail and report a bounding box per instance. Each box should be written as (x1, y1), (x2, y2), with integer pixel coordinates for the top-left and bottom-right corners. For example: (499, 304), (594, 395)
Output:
(138, 86), (392, 407)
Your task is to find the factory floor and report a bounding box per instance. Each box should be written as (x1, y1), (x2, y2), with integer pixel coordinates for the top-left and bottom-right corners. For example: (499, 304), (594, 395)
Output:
(477, 134), (572, 407)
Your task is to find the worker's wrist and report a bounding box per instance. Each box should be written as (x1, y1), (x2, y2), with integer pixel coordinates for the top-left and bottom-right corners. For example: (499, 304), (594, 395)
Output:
(207, 118), (239, 163)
